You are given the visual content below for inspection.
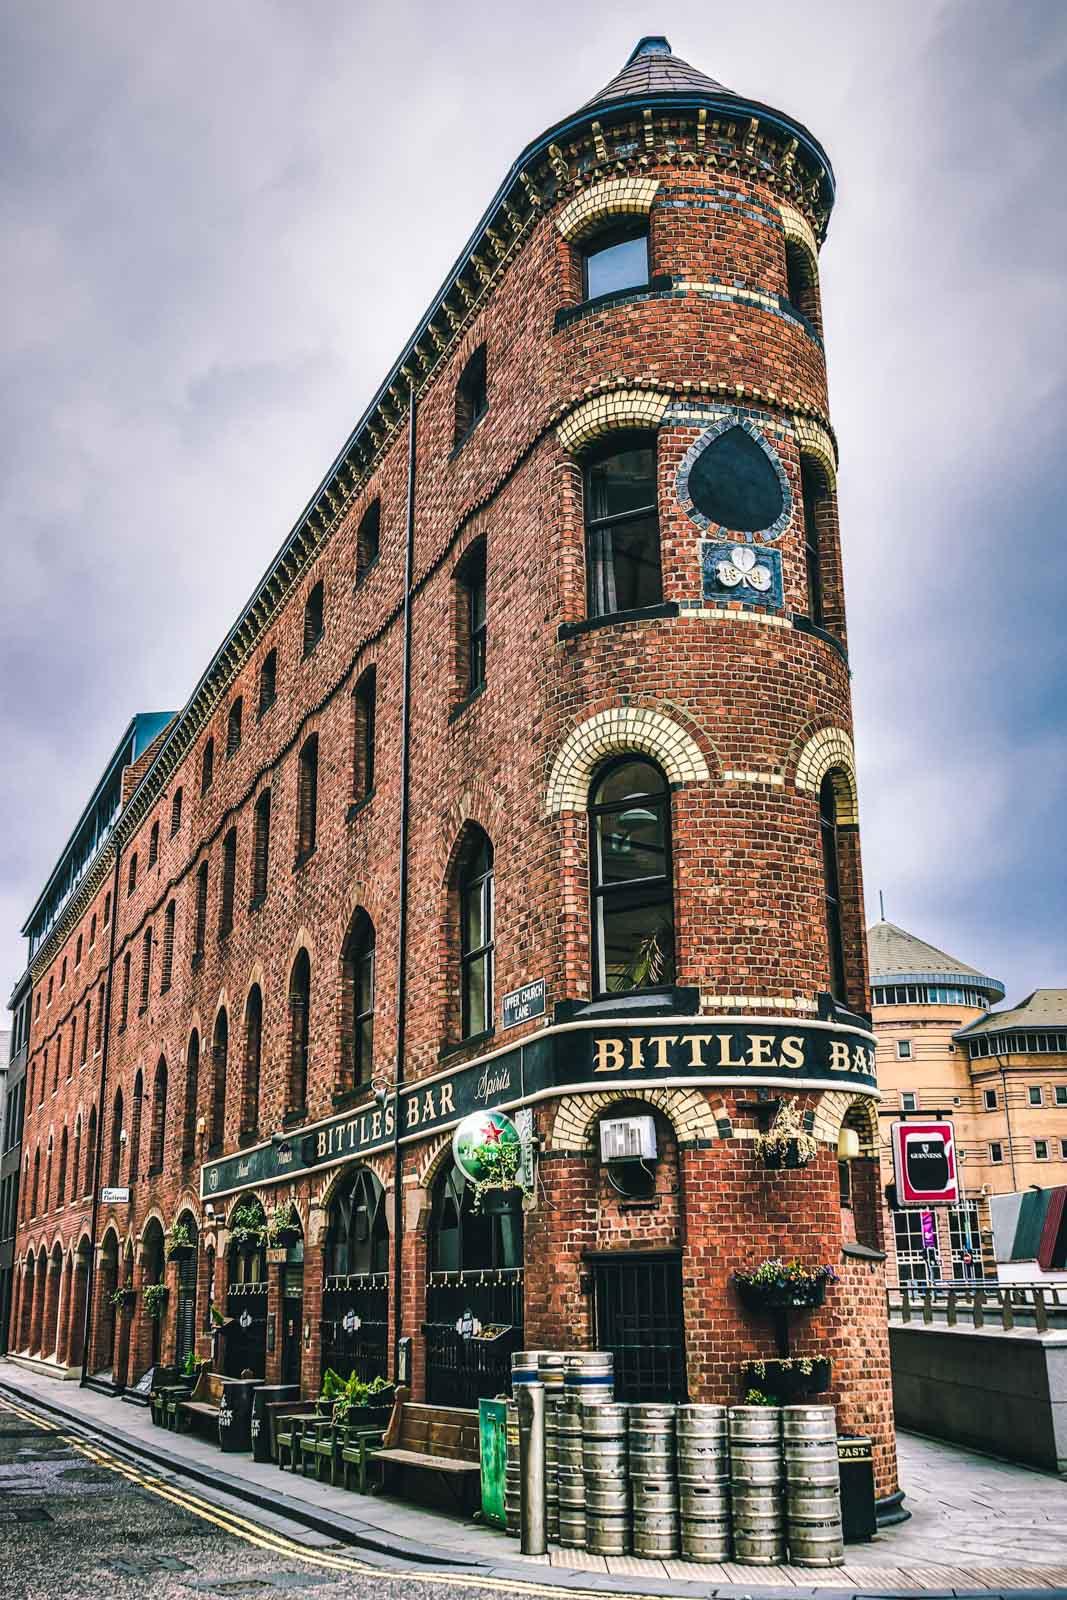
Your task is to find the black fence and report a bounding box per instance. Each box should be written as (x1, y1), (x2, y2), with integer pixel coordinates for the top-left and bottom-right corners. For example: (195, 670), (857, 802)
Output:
(321, 1273), (389, 1384)
(424, 1268), (523, 1408)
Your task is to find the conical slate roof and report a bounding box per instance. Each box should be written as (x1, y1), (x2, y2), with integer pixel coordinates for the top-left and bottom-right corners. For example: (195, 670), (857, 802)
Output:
(867, 920), (984, 981)
(584, 35), (738, 108)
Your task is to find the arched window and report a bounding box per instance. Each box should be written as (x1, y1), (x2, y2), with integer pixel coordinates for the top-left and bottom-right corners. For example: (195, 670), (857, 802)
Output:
(210, 1010), (228, 1151)
(353, 668), (376, 802)
(454, 344), (488, 448)
(784, 240), (821, 331)
(226, 696), (243, 758)
(193, 860), (209, 960)
(456, 541), (487, 699)
(148, 820), (160, 868)
(251, 789), (271, 904)
(584, 434), (661, 618)
(241, 986), (263, 1137)
(589, 757), (675, 996)
(182, 1030), (200, 1163)
(57, 1126), (68, 1207)
(356, 499), (380, 583)
(161, 900), (176, 991)
(303, 581), (324, 656)
(71, 1118), (81, 1200)
(129, 1070), (143, 1181)
(76, 933), (83, 968)
(297, 736), (318, 859)
(201, 736), (215, 795)
(127, 852), (138, 896)
(457, 829), (493, 1038)
(799, 457), (829, 627)
(258, 647), (277, 716)
(430, 1159), (523, 1274)
(341, 910), (375, 1092)
(31, 1147), (40, 1216)
(819, 774), (847, 1005)
(287, 951), (311, 1115)
(170, 787), (183, 835)
(581, 219), (650, 300)
(84, 1107), (97, 1199)
(219, 827), (237, 938)
(95, 982), (105, 1053)
(89, 913), (97, 948)
(139, 926), (153, 1010)
(109, 1089), (124, 1188)
(325, 1166), (389, 1276)
(44, 1139), (53, 1212)
(149, 1056), (168, 1173)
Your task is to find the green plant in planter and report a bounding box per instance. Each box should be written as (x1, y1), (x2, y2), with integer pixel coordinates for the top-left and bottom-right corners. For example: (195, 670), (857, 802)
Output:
(181, 1350), (200, 1377)
(165, 1220), (194, 1260)
(229, 1202), (266, 1250)
(209, 1302), (226, 1328)
(740, 1355), (832, 1398)
(142, 1282), (169, 1320)
(734, 1258), (838, 1311)
(753, 1097), (818, 1169)
(744, 1388), (779, 1407)
(471, 1139), (524, 1213)
(266, 1202), (301, 1248)
(109, 1284), (136, 1309)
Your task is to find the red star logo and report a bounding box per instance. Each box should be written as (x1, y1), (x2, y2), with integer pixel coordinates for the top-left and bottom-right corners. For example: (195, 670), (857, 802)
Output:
(482, 1121), (503, 1145)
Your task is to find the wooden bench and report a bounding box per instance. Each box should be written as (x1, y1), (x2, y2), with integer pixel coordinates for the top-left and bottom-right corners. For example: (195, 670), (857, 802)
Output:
(370, 1395), (481, 1511)
(276, 1405), (321, 1471)
(175, 1370), (226, 1438)
(262, 1398), (316, 1464)
(300, 1407), (393, 1487)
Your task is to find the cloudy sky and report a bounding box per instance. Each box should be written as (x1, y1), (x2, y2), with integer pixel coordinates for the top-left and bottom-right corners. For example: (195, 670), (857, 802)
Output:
(2, 1), (1064, 1008)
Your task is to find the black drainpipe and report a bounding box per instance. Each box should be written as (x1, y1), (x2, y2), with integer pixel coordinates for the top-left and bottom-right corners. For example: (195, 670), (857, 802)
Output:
(80, 838), (124, 1386)
(392, 380), (418, 1378)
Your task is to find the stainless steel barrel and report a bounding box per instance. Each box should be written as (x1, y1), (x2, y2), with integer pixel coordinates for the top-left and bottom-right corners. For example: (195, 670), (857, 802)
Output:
(564, 1350), (614, 1407)
(628, 1403), (676, 1482)
(505, 1399), (520, 1536)
(582, 1392), (627, 1554)
(782, 1406), (843, 1567)
(678, 1404), (732, 1562)
(729, 1406), (784, 1565)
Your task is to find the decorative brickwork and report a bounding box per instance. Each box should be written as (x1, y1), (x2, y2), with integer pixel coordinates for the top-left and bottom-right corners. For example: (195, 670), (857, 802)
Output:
(556, 387), (672, 454)
(545, 707), (712, 815)
(794, 415), (838, 491)
(547, 1085), (720, 1152)
(779, 203), (820, 265)
(793, 726), (859, 823)
(555, 178), (660, 241)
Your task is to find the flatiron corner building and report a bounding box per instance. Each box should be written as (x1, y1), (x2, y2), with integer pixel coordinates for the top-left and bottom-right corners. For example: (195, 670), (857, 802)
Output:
(8, 38), (899, 1505)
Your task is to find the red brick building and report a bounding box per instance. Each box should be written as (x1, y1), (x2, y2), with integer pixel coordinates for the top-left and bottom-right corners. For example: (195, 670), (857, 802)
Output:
(8, 38), (897, 1506)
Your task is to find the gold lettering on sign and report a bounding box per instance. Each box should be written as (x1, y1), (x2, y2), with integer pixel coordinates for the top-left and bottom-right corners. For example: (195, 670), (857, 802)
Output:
(439, 1083), (455, 1115)
(716, 1034), (748, 1069)
(317, 1131), (328, 1158)
(628, 1036), (643, 1071)
(649, 1034), (677, 1069)
(371, 1110), (382, 1141)
(748, 1034), (777, 1068)
(406, 1097), (420, 1129)
(685, 1035), (710, 1068)
(780, 1035), (805, 1069)
(828, 1041), (852, 1073)
(594, 1037), (626, 1073)
(422, 1090), (435, 1123)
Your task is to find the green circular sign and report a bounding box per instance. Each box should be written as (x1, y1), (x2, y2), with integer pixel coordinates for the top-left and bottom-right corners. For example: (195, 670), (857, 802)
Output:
(452, 1110), (521, 1184)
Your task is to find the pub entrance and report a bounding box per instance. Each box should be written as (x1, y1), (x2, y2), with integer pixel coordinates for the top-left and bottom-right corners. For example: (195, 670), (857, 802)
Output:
(592, 1251), (687, 1403)
(424, 1159), (523, 1407)
(280, 1258), (304, 1387)
(224, 1199), (267, 1377)
(320, 1167), (390, 1383)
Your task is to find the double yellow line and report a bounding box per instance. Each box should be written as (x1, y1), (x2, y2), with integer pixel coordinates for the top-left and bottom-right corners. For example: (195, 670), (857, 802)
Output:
(0, 1396), (658, 1600)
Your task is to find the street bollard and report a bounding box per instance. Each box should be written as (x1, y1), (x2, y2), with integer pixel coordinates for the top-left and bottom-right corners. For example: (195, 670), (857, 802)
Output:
(517, 1379), (547, 1555)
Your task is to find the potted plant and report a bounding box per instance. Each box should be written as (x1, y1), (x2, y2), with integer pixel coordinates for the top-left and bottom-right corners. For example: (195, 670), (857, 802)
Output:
(142, 1282), (170, 1320)
(740, 1355), (832, 1401)
(734, 1258), (838, 1312)
(753, 1098), (819, 1170)
(165, 1220), (195, 1262)
(471, 1139), (525, 1214)
(330, 1371), (395, 1427)
(266, 1202), (302, 1249)
(109, 1284), (137, 1310)
(743, 1388), (779, 1407)
(229, 1202), (266, 1254)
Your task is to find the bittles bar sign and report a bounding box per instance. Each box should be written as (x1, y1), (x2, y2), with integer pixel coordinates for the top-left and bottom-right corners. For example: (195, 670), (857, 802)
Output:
(890, 1120), (959, 1206)
(201, 1018), (877, 1199)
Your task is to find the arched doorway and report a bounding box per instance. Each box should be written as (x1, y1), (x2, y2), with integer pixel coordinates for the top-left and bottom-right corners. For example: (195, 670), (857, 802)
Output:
(96, 1231), (119, 1375)
(224, 1198), (267, 1377)
(277, 1212), (305, 1388)
(425, 1158), (523, 1406)
(322, 1167), (389, 1384)
(173, 1212), (200, 1371)
(142, 1218), (166, 1371)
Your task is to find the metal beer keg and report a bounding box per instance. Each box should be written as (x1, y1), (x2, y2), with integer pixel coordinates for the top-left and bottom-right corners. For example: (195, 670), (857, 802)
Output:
(729, 1406), (785, 1565)
(782, 1406), (843, 1567)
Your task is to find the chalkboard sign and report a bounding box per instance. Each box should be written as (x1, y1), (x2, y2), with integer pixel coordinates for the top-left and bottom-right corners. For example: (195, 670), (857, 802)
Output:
(131, 1366), (155, 1398)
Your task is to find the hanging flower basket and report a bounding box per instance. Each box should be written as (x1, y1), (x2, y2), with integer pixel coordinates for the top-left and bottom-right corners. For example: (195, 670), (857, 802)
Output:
(478, 1184), (523, 1215)
(165, 1221), (195, 1262)
(266, 1203), (302, 1249)
(753, 1098), (818, 1170)
(734, 1260), (837, 1313)
(110, 1286), (137, 1310)
(229, 1202), (266, 1254)
(142, 1283), (170, 1321)
(167, 1243), (195, 1262)
(740, 1357), (832, 1400)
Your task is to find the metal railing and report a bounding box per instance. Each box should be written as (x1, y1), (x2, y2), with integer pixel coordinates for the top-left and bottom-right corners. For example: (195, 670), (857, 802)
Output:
(888, 1283), (1067, 1332)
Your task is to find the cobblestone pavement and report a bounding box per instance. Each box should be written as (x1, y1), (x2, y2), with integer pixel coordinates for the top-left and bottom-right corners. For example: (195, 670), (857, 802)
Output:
(3, 1373), (1067, 1598)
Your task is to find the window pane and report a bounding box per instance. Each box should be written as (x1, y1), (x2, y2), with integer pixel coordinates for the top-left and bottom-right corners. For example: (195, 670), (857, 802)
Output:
(588, 514), (662, 615)
(464, 953), (489, 1035)
(586, 233), (649, 299)
(357, 950), (374, 1015)
(595, 759), (667, 807)
(599, 891), (675, 992)
(587, 448), (655, 521)
(595, 803), (668, 884)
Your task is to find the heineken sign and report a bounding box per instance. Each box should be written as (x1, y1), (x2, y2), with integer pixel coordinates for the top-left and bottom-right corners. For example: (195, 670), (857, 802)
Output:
(201, 1018), (876, 1199)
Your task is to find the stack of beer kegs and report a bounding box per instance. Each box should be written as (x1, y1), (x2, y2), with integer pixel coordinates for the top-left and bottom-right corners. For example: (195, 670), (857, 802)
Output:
(564, 1349), (614, 1407)
(676, 1404), (732, 1562)
(582, 1401), (630, 1556)
(539, 1352), (567, 1543)
(782, 1406), (844, 1567)
(729, 1405), (786, 1565)
(556, 1397), (585, 1549)
(504, 1398), (520, 1537)
(628, 1404), (680, 1558)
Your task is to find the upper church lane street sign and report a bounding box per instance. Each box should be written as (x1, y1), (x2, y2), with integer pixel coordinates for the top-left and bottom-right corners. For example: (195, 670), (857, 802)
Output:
(201, 1016), (877, 1199)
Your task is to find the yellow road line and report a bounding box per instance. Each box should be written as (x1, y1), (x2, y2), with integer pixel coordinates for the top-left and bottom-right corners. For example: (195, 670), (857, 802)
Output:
(3, 1395), (663, 1600)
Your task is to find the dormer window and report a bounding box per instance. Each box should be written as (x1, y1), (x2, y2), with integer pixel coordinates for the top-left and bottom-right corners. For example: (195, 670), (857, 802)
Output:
(454, 345), (488, 449)
(582, 221), (649, 301)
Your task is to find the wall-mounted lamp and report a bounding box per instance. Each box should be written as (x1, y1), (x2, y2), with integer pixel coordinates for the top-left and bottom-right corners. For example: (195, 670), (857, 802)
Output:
(837, 1127), (860, 1162)
(119, 1129), (128, 1144)
(196, 1116), (206, 1136)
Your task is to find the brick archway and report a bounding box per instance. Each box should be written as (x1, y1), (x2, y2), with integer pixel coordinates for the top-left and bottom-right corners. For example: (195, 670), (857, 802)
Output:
(545, 707), (712, 816)
(547, 1085), (721, 1152)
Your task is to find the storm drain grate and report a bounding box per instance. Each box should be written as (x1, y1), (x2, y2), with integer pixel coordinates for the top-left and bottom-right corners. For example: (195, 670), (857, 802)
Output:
(14, 1506), (54, 1523)
(110, 1556), (191, 1578)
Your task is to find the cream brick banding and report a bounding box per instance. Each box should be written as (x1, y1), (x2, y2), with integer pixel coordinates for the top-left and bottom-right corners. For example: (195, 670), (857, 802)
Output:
(556, 178), (661, 242)
(794, 726), (859, 825)
(793, 415), (838, 491)
(722, 769), (784, 787)
(557, 388), (672, 454)
(779, 203), (820, 264)
(548, 1086), (719, 1153)
(545, 707), (711, 816)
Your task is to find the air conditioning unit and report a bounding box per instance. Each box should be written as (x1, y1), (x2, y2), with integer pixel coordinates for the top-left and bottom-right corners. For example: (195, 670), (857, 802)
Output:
(600, 1115), (657, 1163)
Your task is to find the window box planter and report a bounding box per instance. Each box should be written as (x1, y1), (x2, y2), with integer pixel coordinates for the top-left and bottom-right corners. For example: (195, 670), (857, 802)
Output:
(143, 1284), (170, 1321)
(166, 1242), (194, 1263)
(761, 1139), (812, 1170)
(740, 1357), (832, 1400)
(478, 1185), (523, 1215)
(736, 1275), (828, 1313)
(111, 1287), (137, 1310)
(269, 1226), (301, 1249)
